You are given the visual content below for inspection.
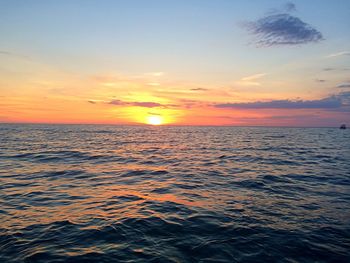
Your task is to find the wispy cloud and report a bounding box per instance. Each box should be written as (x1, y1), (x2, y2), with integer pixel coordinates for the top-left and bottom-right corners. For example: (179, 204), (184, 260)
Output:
(337, 82), (350, 88)
(323, 67), (349, 71)
(315, 79), (326, 83)
(0, 50), (30, 60)
(109, 100), (161, 108)
(107, 99), (177, 108)
(268, 2), (296, 16)
(147, 112), (161, 116)
(145, 72), (164, 77)
(131, 102), (165, 108)
(244, 13), (323, 47)
(88, 99), (108, 104)
(326, 51), (350, 58)
(241, 73), (266, 81)
(190, 88), (209, 91)
(237, 73), (266, 86)
(0, 51), (14, 56)
(284, 2), (297, 12)
(323, 67), (335, 71)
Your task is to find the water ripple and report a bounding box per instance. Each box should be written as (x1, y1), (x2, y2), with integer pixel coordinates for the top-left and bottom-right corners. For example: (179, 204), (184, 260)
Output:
(0, 124), (349, 262)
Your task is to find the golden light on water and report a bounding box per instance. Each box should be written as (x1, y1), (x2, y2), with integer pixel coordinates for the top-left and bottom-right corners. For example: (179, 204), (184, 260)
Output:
(147, 115), (163, 125)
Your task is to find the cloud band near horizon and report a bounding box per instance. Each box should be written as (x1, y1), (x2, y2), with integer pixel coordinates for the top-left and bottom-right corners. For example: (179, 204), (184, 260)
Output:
(215, 93), (350, 110)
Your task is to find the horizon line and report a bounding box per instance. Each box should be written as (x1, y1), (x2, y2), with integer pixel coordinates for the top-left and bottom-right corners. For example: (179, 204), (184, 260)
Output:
(0, 121), (346, 129)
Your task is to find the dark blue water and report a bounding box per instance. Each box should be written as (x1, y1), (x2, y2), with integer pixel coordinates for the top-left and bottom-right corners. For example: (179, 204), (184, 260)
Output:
(1, 124), (349, 262)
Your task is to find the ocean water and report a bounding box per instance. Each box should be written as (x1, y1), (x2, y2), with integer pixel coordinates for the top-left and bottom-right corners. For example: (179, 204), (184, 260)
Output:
(0, 124), (349, 263)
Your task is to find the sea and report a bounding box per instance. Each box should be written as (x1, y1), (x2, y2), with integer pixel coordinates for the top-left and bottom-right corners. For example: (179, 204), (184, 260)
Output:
(0, 124), (349, 262)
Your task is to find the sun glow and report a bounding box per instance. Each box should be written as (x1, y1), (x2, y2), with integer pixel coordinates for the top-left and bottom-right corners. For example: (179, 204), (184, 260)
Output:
(147, 115), (163, 125)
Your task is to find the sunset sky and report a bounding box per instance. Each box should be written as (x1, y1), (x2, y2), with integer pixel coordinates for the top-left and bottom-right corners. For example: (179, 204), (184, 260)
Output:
(1, 0), (349, 126)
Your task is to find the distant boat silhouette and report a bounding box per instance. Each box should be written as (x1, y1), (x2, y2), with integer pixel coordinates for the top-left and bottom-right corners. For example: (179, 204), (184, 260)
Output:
(340, 124), (346, 129)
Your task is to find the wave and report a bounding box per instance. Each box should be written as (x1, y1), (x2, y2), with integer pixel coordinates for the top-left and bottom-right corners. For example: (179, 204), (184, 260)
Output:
(1, 125), (350, 262)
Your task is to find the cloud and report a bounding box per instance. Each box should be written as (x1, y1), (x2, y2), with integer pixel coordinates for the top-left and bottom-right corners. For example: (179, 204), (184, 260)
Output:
(326, 51), (350, 58)
(132, 102), (163, 108)
(175, 98), (208, 109)
(323, 67), (349, 71)
(337, 82), (350, 88)
(145, 72), (164, 77)
(268, 2), (296, 15)
(0, 50), (30, 60)
(108, 99), (176, 108)
(245, 13), (324, 47)
(241, 73), (266, 81)
(190, 88), (208, 91)
(108, 100), (126, 106)
(270, 114), (319, 120)
(315, 79), (326, 83)
(215, 96), (342, 109)
(87, 99), (108, 104)
(237, 73), (266, 86)
(147, 112), (161, 116)
(0, 51), (14, 56)
(337, 92), (350, 108)
(284, 2), (297, 12)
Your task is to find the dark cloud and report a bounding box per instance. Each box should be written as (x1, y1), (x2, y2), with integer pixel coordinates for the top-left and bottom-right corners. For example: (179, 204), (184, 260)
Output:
(190, 88), (208, 91)
(340, 91), (350, 96)
(245, 13), (324, 47)
(270, 114), (319, 120)
(337, 92), (350, 109)
(132, 102), (162, 108)
(337, 82), (350, 88)
(109, 100), (126, 106)
(88, 100), (97, 104)
(147, 112), (161, 116)
(215, 96), (342, 109)
(108, 99), (176, 108)
(323, 68), (335, 71)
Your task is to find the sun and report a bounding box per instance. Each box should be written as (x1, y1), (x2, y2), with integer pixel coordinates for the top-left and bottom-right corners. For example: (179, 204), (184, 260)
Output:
(147, 115), (163, 125)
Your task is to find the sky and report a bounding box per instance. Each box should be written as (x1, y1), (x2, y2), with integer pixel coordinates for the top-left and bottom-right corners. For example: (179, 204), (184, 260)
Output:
(0, 0), (350, 126)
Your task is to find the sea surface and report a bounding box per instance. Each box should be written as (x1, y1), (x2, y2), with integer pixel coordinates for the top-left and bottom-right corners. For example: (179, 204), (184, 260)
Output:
(0, 124), (349, 262)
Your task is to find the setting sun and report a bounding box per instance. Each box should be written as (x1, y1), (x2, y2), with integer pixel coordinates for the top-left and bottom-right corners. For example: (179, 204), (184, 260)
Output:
(147, 115), (163, 125)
